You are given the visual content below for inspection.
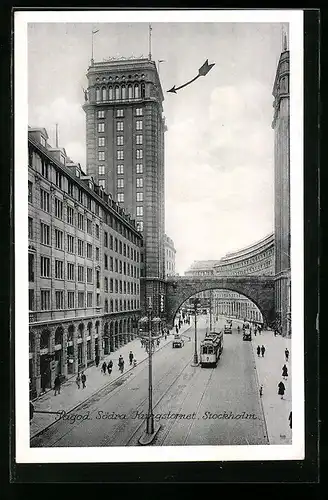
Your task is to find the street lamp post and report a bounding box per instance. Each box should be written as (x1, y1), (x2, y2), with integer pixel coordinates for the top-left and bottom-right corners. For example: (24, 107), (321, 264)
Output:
(191, 297), (200, 366)
(138, 297), (162, 445)
(209, 290), (213, 331)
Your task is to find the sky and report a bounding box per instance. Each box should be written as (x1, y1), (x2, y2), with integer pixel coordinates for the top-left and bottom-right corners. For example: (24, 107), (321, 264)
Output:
(28, 21), (285, 275)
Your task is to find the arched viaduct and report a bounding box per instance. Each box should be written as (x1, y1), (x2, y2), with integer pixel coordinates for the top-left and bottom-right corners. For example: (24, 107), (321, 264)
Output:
(165, 276), (275, 329)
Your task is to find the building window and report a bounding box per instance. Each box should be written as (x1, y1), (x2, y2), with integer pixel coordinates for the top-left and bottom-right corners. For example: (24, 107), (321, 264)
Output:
(136, 120), (143, 130)
(136, 178), (143, 188)
(28, 217), (33, 239)
(28, 181), (33, 203)
(28, 253), (34, 282)
(115, 259), (118, 272)
(117, 193), (124, 203)
(77, 265), (84, 282)
(117, 164), (124, 175)
(136, 206), (143, 216)
(116, 121), (124, 132)
(55, 229), (63, 250)
(102, 87), (107, 101)
(98, 137), (105, 147)
(128, 85), (133, 99)
(95, 224), (100, 238)
(121, 85), (126, 100)
(67, 234), (74, 253)
(104, 254), (108, 270)
(96, 247), (100, 261)
(40, 189), (50, 212)
(110, 278), (113, 292)
(134, 84), (140, 99)
(40, 222), (50, 245)
(97, 123), (105, 134)
(97, 110), (105, 119)
(77, 239), (84, 257)
(78, 292), (85, 308)
(136, 221), (143, 232)
(98, 180), (105, 189)
(55, 170), (62, 189)
(87, 243), (92, 259)
(87, 292), (93, 307)
(98, 165), (105, 175)
(136, 108), (143, 116)
(117, 178), (124, 189)
(136, 192), (143, 202)
(119, 241), (122, 254)
(41, 290), (51, 310)
(41, 159), (49, 179)
(29, 289), (35, 311)
(67, 262), (75, 281)
(136, 135), (143, 145)
(116, 135), (124, 146)
(55, 291), (64, 310)
(55, 198), (63, 219)
(96, 294), (101, 307)
(115, 85), (120, 100)
(67, 291), (75, 309)
(55, 259), (64, 279)
(104, 231), (108, 247)
(117, 150), (124, 160)
(67, 205), (74, 225)
(116, 109), (124, 117)
(110, 256), (113, 271)
(77, 213), (84, 231)
(104, 277), (108, 292)
(136, 164), (143, 174)
(136, 149), (143, 159)
(115, 238), (118, 252)
(98, 151), (105, 161)
(115, 280), (118, 293)
(86, 219), (92, 235)
(41, 256), (51, 278)
(96, 87), (101, 101)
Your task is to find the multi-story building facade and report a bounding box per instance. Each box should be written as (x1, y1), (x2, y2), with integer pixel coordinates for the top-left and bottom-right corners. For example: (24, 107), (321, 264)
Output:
(272, 39), (291, 337)
(82, 57), (166, 316)
(213, 234), (274, 277)
(28, 127), (142, 398)
(164, 234), (176, 277)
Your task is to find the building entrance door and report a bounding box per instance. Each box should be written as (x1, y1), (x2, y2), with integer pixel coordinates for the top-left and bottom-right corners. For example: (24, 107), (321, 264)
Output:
(40, 355), (51, 392)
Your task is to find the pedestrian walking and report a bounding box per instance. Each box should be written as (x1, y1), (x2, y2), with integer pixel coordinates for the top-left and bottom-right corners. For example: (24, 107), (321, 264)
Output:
(289, 411), (292, 429)
(107, 360), (113, 375)
(257, 345), (261, 357)
(261, 345), (266, 357)
(285, 348), (290, 362)
(129, 351), (134, 365)
(118, 355), (124, 373)
(81, 371), (86, 389)
(102, 361), (107, 374)
(278, 381), (285, 399)
(54, 374), (61, 396)
(95, 354), (100, 367)
(259, 385), (263, 397)
(282, 364), (288, 380)
(175, 324), (179, 334)
(76, 372), (81, 389)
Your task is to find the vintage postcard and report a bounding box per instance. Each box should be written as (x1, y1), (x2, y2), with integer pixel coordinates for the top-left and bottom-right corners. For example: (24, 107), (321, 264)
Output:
(15, 9), (304, 463)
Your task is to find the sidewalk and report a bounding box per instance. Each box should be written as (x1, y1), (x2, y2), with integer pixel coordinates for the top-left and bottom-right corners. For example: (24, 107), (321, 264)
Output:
(251, 330), (292, 444)
(30, 321), (192, 439)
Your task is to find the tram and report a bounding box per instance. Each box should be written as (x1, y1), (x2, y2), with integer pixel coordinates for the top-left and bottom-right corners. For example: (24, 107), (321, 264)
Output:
(242, 321), (252, 341)
(200, 331), (223, 367)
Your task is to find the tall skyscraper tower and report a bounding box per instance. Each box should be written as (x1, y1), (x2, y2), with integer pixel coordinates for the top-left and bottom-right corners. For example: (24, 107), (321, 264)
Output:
(83, 57), (166, 316)
(272, 30), (291, 337)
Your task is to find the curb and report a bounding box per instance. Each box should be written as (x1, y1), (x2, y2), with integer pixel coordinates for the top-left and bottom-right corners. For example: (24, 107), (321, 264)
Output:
(250, 340), (270, 444)
(31, 326), (193, 440)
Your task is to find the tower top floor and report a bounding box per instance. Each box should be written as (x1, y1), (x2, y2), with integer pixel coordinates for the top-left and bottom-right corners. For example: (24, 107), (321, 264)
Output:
(84, 58), (164, 109)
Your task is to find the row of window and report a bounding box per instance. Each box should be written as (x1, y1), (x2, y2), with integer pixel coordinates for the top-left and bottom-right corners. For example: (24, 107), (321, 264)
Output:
(30, 254), (140, 281)
(97, 121), (142, 133)
(29, 149), (141, 246)
(97, 134), (143, 147)
(31, 289), (140, 312)
(97, 108), (143, 119)
(30, 219), (139, 262)
(95, 84), (145, 102)
(98, 149), (143, 161)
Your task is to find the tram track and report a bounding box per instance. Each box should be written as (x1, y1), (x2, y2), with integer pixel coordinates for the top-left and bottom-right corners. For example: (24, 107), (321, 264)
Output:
(33, 341), (195, 447)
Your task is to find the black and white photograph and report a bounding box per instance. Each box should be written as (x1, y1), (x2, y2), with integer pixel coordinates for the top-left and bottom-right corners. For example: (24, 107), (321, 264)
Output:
(14, 9), (304, 463)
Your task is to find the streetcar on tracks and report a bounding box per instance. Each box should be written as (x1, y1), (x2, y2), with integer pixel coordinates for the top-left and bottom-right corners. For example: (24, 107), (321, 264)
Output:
(172, 334), (184, 348)
(200, 331), (223, 367)
(242, 321), (252, 341)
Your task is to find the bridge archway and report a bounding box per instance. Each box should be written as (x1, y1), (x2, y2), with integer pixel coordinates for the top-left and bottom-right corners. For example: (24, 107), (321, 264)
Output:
(165, 276), (274, 329)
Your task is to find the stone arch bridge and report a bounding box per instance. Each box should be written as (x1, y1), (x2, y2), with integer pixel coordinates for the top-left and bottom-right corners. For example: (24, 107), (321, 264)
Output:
(165, 276), (275, 329)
